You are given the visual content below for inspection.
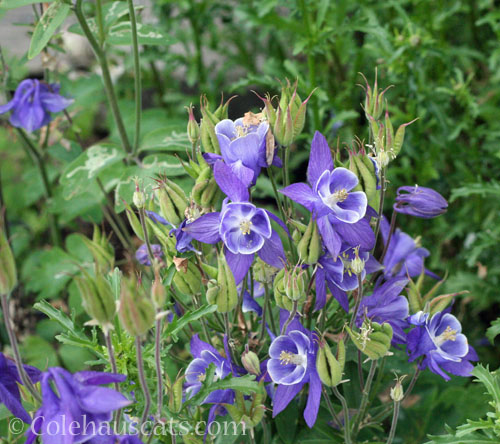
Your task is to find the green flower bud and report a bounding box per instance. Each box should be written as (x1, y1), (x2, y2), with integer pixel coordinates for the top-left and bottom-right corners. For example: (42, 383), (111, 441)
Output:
(316, 340), (344, 387)
(167, 374), (184, 413)
(186, 104), (200, 146)
(133, 180), (146, 209)
(118, 278), (155, 337)
(79, 225), (115, 274)
(297, 218), (321, 265)
(124, 202), (149, 241)
(241, 347), (261, 376)
(390, 375), (406, 402)
(0, 224), (17, 296)
(151, 265), (167, 308)
(273, 268), (293, 311)
(360, 69), (391, 121)
(157, 178), (188, 226)
(253, 257), (279, 285)
(208, 253), (238, 313)
(283, 265), (306, 302)
(346, 320), (393, 360)
(173, 259), (201, 295)
(75, 272), (116, 331)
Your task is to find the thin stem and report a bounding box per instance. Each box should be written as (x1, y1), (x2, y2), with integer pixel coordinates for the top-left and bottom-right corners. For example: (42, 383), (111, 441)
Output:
(1, 294), (41, 403)
(266, 287), (277, 335)
(352, 360), (378, 437)
(372, 167), (386, 253)
(95, 0), (105, 46)
(127, 0), (142, 155)
(223, 313), (236, 365)
(136, 336), (152, 436)
(281, 300), (298, 335)
(258, 283), (270, 342)
(357, 350), (364, 391)
(386, 401), (400, 444)
(404, 364), (421, 400)
(105, 330), (122, 427)
(332, 386), (351, 444)
(138, 207), (155, 263)
(154, 315), (163, 418)
(74, 0), (133, 156)
(322, 386), (342, 429)
(16, 128), (61, 247)
(268, 166), (293, 250)
(101, 204), (131, 251)
(349, 274), (364, 330)
(379, 210), (397, 264)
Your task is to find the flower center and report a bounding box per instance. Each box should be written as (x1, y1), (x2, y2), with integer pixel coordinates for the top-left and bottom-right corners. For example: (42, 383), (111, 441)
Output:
(435, 325), (457, 347)
(279, 350), (304, 366)
(197, 373), (206, 382)
(326, 188), (348, 207)
(239, 219), (253, 235)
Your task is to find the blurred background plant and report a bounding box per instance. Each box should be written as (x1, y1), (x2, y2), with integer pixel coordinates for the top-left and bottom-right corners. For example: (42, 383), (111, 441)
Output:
(0, 0), (499, 442)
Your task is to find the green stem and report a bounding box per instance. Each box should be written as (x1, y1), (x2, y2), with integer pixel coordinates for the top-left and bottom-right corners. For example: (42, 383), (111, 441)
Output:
(404, 364), (421, 400)
(349, 274), (364, 330)
(138, 207), (155, 263)
(135, 336), (152, 437)
(386, 401), (400, 444)
(322, 386), (342, 429)
(16, 129), (61, 247)
(258, 283), (270, 342)
(379, 210), (397, 264)
(127, 0), (142, 155)
(95, 0), (105, 46)
(281, 300), (298, 335)
(372, 167), (386, 254)
(332, 386), (351, 444)
(74, 0), (133, 156)
(104, 330), (122, 427)
(223, 313), (236, 364)
(1, 294), (41, 403)
(154, 315), (164, 418)
(352, 360), (378, 437)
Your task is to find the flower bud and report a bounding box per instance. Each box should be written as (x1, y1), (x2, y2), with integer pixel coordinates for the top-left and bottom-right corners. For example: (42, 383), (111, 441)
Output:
(253, 257), (279, 285)
(273, 269), (293, 311)
(360, 69), (391, 121)
(207, 253), (238, 313)
(394, 185), (448, 219)
(316, 340), (345, 387)
(241, 347), (261, 376)
(173, 259), (201, 295)
(167, 374), (184, 413)
(297, 218), (321, 265)
(346, 320), (393, 360)
(79, 225), (115, 274)
(75, 272), (116, 331)
(348, 150), (380, 209)
(283, 265), (306, 302)
(133, 180), (146, 209)
(0, 224), (17, 296)
(157, 178), (188, 226)
(151, 264), (167, 308)
(118, 278), (155, 337)
(124, 202), (150, 241)
(186, 104), (200, 146)
(390, 375), (406, 402)
(199, 95), (234, 154)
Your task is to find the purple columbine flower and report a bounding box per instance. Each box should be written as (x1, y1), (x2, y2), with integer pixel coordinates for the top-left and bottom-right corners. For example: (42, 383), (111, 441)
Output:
(26, 369), (131, 444)
(407, 311), (478, 381)
(280, 132), (368, 258)
(146, 210), (197, 254)
(0, 79), (73, 132)
(135, 243), (163, 266)
(267, 312), (322, 428)
(203, 116), (280, 186)
(380, 218), (438, 279)
(184, 160), (286, 283)
(0, 353), (41, 424)
(394, 185), (448, 219)
(356, 277), (409, 345)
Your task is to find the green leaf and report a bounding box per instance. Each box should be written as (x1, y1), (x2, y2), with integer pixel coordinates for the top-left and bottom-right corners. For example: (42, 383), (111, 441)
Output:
(426, 433), (498, 443)
(163, 304), (217, 341)
(108, 22), (176, 46)
(34, 300), (86, 340)
(450, 182), (500, 202)
(472, 365), (500, 410)
(28, 2), (70, 59)
(486, 318), (500, 344)
(139, 125), (191, 153)
(0, 0), (52, 9)
(60, 143), (125, 199)
(20, 336), (59, 369)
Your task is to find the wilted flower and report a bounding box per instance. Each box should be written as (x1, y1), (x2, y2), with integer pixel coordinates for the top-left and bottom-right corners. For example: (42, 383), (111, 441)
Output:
(407, 310), (478, 381)
(0, 353), (41, 424)
(26, 369), (130, 444)
(280, 132), (367, 258)
(356, 278), (409, 345)
(135, 243), (163, 266)
(0, 79), (73, 132)
(267, 314), (322, 428)
(184, 161), (285, 283)
(394, 185), (448, 219)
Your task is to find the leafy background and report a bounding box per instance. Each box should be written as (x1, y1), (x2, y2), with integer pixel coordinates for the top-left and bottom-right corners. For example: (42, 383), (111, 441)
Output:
(0, 0), (500, 442)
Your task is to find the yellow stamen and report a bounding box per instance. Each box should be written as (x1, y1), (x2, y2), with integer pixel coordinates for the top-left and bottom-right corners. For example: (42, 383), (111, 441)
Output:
(240, 219), (253, 235)
(435, 326), (457, 346)
(279, 350), (304, 366)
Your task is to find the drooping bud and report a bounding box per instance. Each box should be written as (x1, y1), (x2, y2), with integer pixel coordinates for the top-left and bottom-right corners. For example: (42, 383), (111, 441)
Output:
(390, 375), (406, 402)
(132, 179), (146, 209)
(394, 185), (448, 219)
(345, 320), (393, 360)
(316, 339), (345, 387)
(207, 253), (237, 313)
(173, 258), (201, 296)
(0, 222), (17, 296)
(157, 178), (188, 226)
(75, 271), (116, 332)
(118, 278), (155, 337)
(186, 104), (200, 146)
(297, 218), (321, 265)
(79, 225), (115, 274)
(241, 346), (261, 376)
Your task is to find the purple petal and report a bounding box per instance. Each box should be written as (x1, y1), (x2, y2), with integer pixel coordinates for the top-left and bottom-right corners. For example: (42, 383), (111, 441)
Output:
(215, 119), (236, 139)
(183, 212), (221, 244)
(307, 131), (333, 186)
(279, 183), (318, 212)
(265, 210), (290, 237)
(333, 191), (367, 223)
(40, 92), (73, 112)
(328, 282), (349, 312)
(258, 230), (286, 269)
(0, 382), (32, 423)
(225, 249), (254, 284)
(0, 98), (16, 114)
(272, 381), (305, 418)
(303, 371), (322, 428)
(228, 160), (254, 188)
(331, 217), (375, 251)
(77, 386), (132, 413)
(317, 217), (342, 258)
(73, 371), (127, 386)
(214, 160), (249, 202)
(314, 268), (326, 311)
(267, 359), (306, 385)
(329, 167), (359, 192)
